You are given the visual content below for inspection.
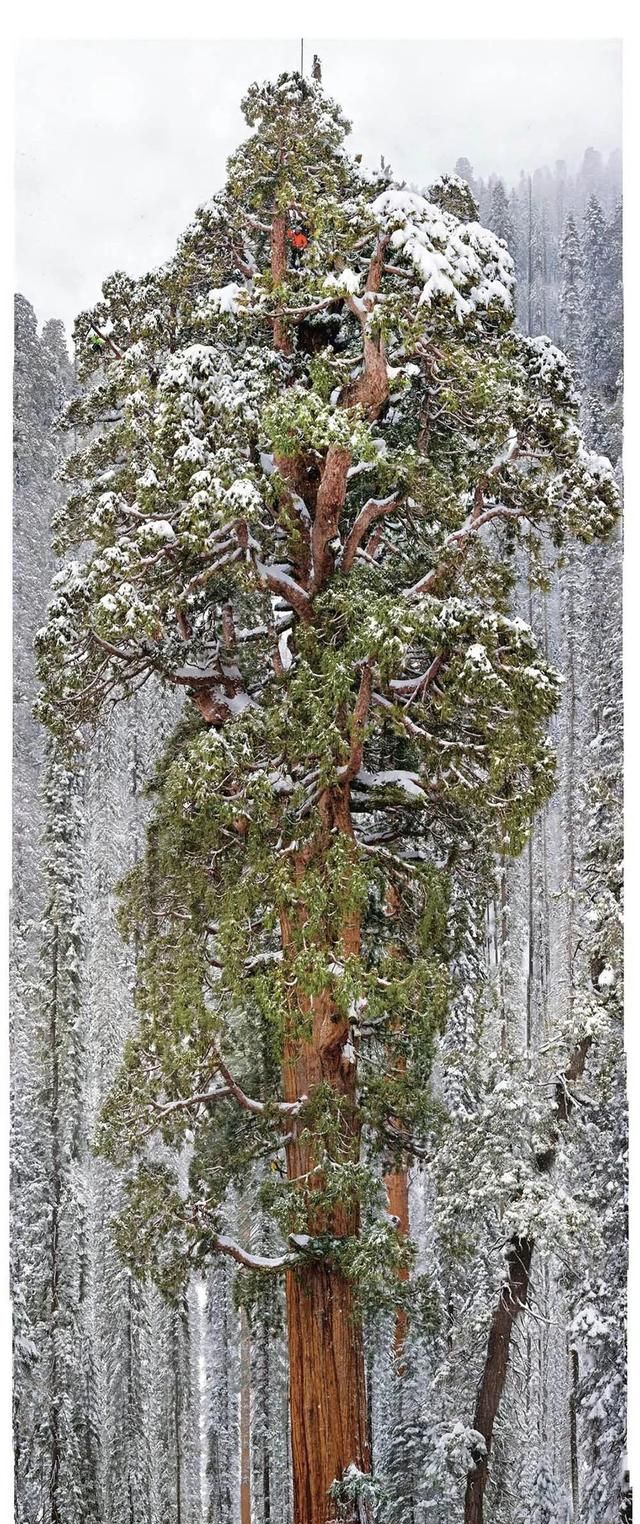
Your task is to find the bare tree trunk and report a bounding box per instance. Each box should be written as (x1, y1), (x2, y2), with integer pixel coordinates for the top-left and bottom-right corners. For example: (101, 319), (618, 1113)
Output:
(283, 1016), (371, 1524)
(385, 1163), (410, 1367)
(569, 1344), (580, 1519)
(286, 1261), (370, 1524)
(464, 1236), (534, 1524)
(464, 1039), (592, 1524)
(240, 1309), (252, 1524)
(280, 788), (372, 1524)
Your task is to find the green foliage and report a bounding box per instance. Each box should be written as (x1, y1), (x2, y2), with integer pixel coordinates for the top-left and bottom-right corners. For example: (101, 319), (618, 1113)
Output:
(35, 65), (620, 1317)
(330, 1464), (382, 1520)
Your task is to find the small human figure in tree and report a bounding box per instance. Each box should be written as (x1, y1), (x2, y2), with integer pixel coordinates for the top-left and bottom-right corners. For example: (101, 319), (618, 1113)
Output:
(287, 223), (309, 268)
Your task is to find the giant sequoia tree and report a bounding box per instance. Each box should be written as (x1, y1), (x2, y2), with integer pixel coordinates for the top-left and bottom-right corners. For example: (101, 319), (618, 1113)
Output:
(36, 70), (618, 1524)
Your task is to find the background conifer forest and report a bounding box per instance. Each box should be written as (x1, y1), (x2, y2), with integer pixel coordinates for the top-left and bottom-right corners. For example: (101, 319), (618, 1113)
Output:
(12, 60), (626, 1524)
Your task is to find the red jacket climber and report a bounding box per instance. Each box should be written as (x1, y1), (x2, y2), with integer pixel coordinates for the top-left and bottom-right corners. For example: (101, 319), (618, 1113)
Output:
(287, 227), (309, 267)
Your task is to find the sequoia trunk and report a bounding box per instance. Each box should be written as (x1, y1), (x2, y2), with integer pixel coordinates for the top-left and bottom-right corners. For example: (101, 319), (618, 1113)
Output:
(283, 1026), (371, 1523)
(280, 788), (372, 1523)
(286, 1263), (370, 1524)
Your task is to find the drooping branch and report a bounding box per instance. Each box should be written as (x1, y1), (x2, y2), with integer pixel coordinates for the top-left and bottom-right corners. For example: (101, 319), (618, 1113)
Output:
(151, 1085), (234, 1117)
(213, 1052), (307, 1120)
(371, 692), (430, 741)
(147, 1057), (307, 1136)
(183, 545), (243, 595)
(388, 653), (445, 701)
(89, 629), (138, 663)
(463, 1035), (594, 1524)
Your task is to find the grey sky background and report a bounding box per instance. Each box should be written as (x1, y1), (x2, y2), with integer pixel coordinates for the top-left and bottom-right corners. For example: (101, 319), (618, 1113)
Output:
(15, 38), (622, 337)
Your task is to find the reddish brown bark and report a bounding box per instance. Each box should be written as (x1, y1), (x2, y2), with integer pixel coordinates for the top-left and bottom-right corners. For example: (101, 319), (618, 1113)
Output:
(341, 237), (390, 420)
(311, 446), (351, 593)
(256, 221), (407, 1524)
(279, 786), (371, 1524)
(286, 1261), (370, 1524)
(340, 332), (389, 419)
(385, 1162), (410, 1365)
(341, 493), (400, 574)
(271, 212), (291, 354)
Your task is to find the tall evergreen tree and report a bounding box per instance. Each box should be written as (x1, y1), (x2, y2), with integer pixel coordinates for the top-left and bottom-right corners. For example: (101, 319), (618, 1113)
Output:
(559, 214), (583, 369)
(487, 179), (516, 257)
(40, 754), (100, 1524)
(36, 70), (618, 1524)
(581, 195), (616, 452)
(12, 297), (91, 1524)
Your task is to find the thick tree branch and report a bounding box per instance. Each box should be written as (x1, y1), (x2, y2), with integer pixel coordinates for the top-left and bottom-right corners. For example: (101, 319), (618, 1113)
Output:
(341, 493), (401, 573)
(388, 653), (445, 701)
(310, 445), (351, 592)
(255, 560), (313, 621)
(151, 1085), (234, 1117)
(213, 1234), (298, 1272)
(147, 1057), (307, 1137)
(213, 1053), (307, 1120)
(339, 236), (391, 419)
(89, 324), (123, 359)
(338, 662), (374, 783)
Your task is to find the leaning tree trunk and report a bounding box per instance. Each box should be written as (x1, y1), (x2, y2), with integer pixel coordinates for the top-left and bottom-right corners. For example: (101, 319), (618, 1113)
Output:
(464, 1038), (591, 1524)
(464, 1235), (534, 1524)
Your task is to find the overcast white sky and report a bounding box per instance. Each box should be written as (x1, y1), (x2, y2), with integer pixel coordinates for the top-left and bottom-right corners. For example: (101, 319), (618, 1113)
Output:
(15, 38), (621, 336)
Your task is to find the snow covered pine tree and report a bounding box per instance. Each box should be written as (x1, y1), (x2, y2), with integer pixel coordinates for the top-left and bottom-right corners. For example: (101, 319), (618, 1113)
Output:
(36, 71), (619, 1524)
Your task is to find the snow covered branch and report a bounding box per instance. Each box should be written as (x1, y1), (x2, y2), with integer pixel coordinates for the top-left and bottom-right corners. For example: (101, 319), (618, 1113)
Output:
(341, 493), (401, 573)
(404, 503), (527, 601)
(388, 653), (445, 701)
(212, 1235), (298, 1273)
(213, 1053), (307, 1121)
(255, 561), (312, 621)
